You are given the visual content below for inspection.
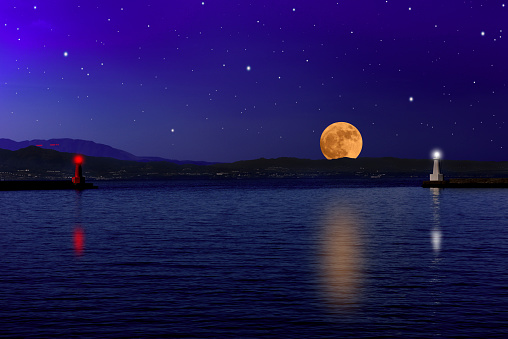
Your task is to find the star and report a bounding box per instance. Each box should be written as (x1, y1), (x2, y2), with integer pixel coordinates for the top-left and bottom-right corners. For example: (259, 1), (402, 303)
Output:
(63, 51), (69, 57)
(246, 65), (251, 71)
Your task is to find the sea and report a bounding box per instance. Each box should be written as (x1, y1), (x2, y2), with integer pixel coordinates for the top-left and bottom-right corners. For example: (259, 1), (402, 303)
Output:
(1, 178), (507, 338)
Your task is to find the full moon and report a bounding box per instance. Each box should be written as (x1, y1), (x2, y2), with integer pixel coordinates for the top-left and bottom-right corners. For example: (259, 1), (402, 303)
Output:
(320, 122), (363, 159)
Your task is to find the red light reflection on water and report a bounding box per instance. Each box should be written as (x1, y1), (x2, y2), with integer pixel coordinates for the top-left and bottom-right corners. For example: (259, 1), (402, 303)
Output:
(74, 226), (85, 256)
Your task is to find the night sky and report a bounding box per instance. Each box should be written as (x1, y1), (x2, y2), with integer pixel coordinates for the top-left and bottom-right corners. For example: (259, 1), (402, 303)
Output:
(1, 1), (506, 162)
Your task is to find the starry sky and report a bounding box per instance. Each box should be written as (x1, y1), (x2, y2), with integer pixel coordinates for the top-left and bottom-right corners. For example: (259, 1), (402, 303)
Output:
(1, 1), (506, 162)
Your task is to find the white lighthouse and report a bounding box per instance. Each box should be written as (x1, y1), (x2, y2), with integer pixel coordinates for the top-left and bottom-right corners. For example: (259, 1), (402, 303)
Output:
(429, 151), (444, 181)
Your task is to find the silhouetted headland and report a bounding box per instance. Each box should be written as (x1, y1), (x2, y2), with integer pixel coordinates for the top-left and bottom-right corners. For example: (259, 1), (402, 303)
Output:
(422, 152), (508, 188)
(0, 148), (97, 191)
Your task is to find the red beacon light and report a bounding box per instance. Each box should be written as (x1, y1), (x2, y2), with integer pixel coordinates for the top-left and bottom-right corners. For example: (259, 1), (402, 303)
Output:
(72, 155), (85, 184)
(74, 155), (84, 165)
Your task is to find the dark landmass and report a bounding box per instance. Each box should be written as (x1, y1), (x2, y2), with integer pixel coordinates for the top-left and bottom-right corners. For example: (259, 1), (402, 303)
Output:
(422, 178), (508, 188)
(0, 180), (97, 191)
(0, 146), (506, 181)
(0, 138), (215, 165)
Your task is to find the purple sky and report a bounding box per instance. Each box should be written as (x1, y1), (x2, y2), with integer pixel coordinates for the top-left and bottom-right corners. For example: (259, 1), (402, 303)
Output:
(1, 1), (506, 162)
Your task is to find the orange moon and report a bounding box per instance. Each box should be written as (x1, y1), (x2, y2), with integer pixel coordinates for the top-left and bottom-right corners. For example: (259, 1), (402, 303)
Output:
(320, 122), (363, 159)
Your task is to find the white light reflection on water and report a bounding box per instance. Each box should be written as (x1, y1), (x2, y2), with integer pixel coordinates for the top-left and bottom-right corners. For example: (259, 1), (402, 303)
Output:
(430, 188), (442, 253)
(429, 187), (443, 311)
(431, 228), (441, 252)
(318, 206), (364, 311)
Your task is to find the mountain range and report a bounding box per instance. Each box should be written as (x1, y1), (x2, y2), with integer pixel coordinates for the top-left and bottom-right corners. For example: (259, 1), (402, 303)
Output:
(0, 144), (506, 181)
(0, 138), (215, 165)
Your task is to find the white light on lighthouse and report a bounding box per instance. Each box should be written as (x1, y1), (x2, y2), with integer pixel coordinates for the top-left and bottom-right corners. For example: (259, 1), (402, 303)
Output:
(430, 150), (444, 181)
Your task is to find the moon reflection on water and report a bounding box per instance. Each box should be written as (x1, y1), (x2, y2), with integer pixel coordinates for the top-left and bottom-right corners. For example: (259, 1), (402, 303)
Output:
(318, 206), (364, 310)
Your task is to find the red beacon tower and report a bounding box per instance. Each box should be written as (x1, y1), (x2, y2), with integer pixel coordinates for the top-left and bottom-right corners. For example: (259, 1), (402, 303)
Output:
(72, 155), (86, 184)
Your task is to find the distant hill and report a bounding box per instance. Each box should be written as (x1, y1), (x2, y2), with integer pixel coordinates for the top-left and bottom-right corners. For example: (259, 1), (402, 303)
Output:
(211, 157), (508, 178)
(0, 146), (506, 181)
(0, 146), (189, 180)
(0, 138), (215, 165)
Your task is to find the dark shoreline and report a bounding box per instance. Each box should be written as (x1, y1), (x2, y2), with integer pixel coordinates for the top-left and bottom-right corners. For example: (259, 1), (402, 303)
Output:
(1, 177), (508, 190)
(422, 178), (508, 188)
(0, 180), (97, 191)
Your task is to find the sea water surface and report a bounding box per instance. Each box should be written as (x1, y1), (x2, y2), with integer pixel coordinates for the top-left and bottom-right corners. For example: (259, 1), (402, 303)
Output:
(1, 179), (507, 338)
